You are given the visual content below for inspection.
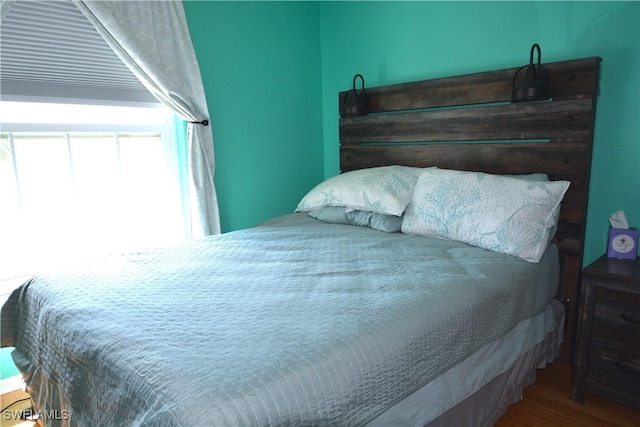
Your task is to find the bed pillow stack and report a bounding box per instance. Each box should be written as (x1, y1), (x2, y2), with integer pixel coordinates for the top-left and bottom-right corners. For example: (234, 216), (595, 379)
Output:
(296, 166), (569, 263)
(295, 165), (424, 232)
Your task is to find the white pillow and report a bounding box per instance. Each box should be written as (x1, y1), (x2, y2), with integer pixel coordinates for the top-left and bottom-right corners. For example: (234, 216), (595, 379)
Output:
(401, 168), (570, 263)
(506, 173), (560, 242)
(296, 166), (424, 216)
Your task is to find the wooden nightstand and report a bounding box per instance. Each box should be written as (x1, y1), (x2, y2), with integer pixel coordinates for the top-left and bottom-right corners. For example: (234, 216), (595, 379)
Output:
(571, 255), (640, 409)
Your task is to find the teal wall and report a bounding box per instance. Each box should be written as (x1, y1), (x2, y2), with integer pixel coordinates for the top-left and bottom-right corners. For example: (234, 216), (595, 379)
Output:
(185, 1), (639, 266)
(0, 347), (19, 380)
(184, 1), (324, 232)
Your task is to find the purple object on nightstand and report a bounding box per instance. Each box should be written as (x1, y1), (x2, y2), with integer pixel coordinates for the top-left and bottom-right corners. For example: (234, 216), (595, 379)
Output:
(607, 227), (639, 259)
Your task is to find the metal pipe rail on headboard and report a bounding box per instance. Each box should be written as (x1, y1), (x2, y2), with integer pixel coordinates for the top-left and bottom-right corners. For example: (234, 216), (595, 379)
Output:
(338, 56), (601, 362)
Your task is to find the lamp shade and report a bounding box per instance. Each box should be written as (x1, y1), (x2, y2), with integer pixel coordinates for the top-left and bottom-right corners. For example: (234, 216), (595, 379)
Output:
(512, 44), (551, 103)
(341, 74), (369, 117)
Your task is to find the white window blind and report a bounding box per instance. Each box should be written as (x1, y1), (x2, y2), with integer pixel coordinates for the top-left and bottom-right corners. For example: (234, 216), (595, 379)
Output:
(0, 0), (156, 104)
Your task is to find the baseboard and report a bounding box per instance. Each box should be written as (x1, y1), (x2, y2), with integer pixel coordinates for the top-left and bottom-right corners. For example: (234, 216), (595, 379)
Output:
(0, 375), (24, 395)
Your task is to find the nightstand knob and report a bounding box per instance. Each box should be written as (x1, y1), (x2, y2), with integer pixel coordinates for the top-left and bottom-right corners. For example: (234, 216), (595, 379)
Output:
(620, 312), (640, 325)
(614, 361), (640, 377)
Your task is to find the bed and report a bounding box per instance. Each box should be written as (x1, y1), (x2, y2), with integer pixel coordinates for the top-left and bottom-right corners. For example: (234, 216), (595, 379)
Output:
(1, 56), (600, 426)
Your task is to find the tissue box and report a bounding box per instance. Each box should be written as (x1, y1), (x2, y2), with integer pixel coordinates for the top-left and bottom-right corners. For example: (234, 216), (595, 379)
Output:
(607, 227), (639, 259)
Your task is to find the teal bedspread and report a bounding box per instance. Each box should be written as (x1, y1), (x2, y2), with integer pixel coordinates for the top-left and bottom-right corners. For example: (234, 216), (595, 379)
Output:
(1, 213), (559, 426)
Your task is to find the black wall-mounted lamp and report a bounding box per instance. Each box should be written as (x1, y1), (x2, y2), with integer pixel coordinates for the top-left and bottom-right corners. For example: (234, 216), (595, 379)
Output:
(341, 74), (370, 117)
(511, 44), (551, 103)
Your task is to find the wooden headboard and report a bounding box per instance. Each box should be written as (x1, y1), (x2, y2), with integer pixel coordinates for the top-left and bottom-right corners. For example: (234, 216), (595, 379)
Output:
(339, 57), (601, 362)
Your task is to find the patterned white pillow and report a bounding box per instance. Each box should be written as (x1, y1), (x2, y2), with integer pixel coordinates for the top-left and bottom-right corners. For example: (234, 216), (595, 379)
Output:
(401, 168), (570, 263)
(296, 166), (424, 216)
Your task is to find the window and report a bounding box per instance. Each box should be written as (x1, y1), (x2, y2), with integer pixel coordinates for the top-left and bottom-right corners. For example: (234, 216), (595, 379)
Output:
(0, 102), (188, 280)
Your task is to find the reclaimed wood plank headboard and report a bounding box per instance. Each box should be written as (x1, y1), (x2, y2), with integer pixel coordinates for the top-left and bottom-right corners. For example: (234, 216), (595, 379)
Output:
(339, 56), (601, 362)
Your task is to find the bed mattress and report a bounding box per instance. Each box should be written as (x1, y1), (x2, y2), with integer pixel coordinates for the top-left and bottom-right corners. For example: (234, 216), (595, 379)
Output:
(1, 213), (560, 426)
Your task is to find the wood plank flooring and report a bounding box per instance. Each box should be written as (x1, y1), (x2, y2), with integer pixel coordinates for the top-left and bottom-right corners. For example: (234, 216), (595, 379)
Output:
(496, 362), (640, 426)
(0, 387), (34, 427)
(2, 362), (638, 426)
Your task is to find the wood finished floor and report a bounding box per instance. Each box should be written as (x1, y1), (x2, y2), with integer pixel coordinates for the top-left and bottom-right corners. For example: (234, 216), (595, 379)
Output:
(495, 362), (639, 426)
(1, 362), (638, 426)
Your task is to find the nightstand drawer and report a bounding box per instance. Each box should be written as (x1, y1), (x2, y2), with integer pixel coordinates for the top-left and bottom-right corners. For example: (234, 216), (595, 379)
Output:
(571, 255), (640, 408)
(593, 288), (640, 345)
(588, 339), (640, 409)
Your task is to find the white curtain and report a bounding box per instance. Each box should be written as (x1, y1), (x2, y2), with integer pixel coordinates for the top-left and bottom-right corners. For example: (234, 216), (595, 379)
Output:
(74, 0), (221, 236)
